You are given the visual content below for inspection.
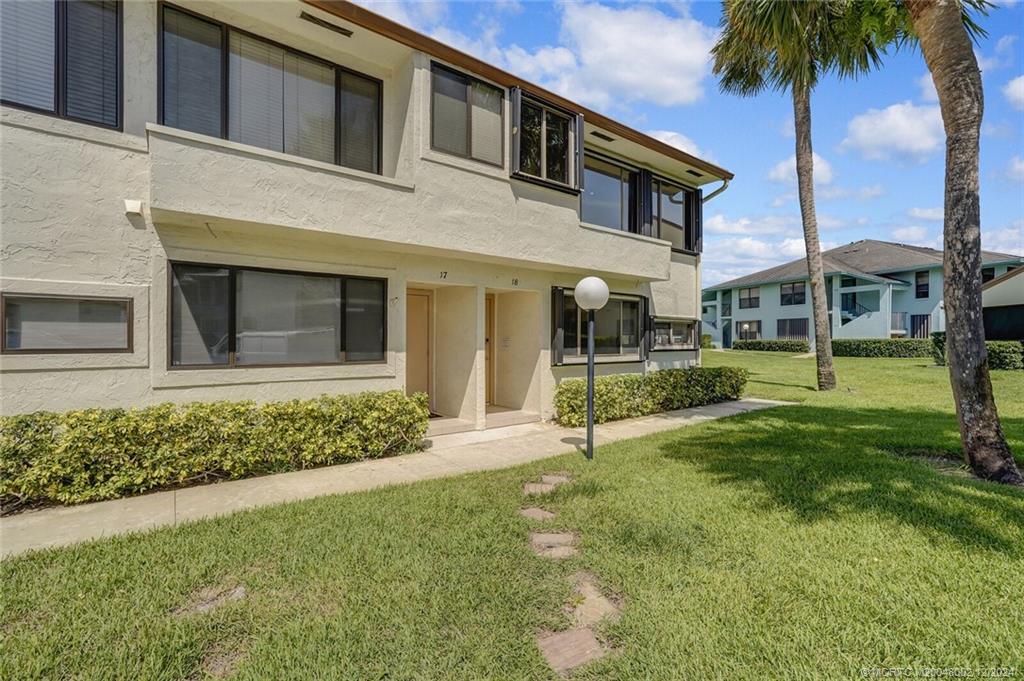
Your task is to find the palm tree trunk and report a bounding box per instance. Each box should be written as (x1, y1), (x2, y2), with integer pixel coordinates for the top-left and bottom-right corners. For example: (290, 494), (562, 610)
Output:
(907, 0), (1022, 485)
(792, 85), (836, 391)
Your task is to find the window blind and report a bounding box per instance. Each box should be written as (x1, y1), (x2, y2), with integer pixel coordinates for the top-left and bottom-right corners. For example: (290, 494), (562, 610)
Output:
(65, 0), (118, 127)
(338, 71), (380, 173)
(283, 51), (335, 164)
(0, 0), (56, 112)
(471, 80), (502, 165)
(229, 32), (285, 154)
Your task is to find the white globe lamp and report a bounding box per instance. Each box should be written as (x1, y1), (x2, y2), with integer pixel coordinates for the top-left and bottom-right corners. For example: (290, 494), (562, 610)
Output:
(574, 275), (609, 461)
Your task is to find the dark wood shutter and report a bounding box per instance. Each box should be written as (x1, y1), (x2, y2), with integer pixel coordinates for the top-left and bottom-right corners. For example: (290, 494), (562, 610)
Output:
(641, 297), (652, 360)
(510, 86), (522, 176)
(692, 187), (704, 253)
(550, 286), (564, 366)
(574, 112), (585, 190)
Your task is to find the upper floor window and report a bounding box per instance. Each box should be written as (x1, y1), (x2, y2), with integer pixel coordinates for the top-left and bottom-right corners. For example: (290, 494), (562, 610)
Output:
(780, 281), (806, 306)
(840, 276), (857, 288)
(652, 178), (690, 251)
(738, 287), (759, 309)
(1, 0), (120, 129)
(581, 154), (635, 231)
(430, 63), (503, 166)
(511, 91), (582, 189)
(915, 271), (929, 299)
(982, 267), (995, 283)
(160, 6), (381, 173)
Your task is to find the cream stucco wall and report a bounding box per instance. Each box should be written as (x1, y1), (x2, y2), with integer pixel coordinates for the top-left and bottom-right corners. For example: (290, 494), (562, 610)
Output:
(0, 0), (706, 420)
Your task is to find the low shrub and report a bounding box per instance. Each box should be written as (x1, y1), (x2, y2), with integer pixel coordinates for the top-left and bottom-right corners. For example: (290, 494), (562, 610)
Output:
(553, 367), (748, 427)
(931, 331), (947, 366)
(700, 334), (713, 349)
(0, 390), (430, 511)
(732, 339), (809, 353)
(830, 338), (933, 358)
(930, 332), (1023, 370)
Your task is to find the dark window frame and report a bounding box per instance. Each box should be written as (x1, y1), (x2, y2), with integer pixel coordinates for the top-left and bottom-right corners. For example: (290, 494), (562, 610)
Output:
(777, 317), (809, 341)
(915, 270), (930, 299)
(651, 318), (698, 352)
(550, 287), (647, 366)
(840, 276), (857, 288)
(736, 319), (762, 341)
(511, 90), (581, 192)
(157, 2), (383, 174)
(981, 267), (995, 284)
(738, 287), (760, 309)
(1, 292), (133, 354)
(167, 260), (388, 370)
(0, 0), (123, 131)
(429, 61), (504, 169)
(780, 281), (806, 306)
(651, 175), (700, 255)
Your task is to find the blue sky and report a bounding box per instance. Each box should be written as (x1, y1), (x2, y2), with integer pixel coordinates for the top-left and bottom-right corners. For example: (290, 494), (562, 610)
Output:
(363, 0), (1024, 286)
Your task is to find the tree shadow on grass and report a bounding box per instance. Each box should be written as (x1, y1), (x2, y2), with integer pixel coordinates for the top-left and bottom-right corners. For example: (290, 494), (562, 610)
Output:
(659, 405), (1024, 554)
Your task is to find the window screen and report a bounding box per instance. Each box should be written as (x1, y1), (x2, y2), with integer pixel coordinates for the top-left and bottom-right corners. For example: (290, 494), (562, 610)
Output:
(344, 278), (385, 362)
(430, 63), (503, 165)
(65, 0), (119, 127)
(171, 264), (230, 366)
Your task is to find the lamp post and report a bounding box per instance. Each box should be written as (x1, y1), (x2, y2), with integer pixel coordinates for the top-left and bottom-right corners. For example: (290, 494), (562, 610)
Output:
(574, 276), (610, 461)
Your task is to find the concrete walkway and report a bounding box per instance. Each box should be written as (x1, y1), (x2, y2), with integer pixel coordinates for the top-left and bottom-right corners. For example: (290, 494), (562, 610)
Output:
(0, 398), (787, 558)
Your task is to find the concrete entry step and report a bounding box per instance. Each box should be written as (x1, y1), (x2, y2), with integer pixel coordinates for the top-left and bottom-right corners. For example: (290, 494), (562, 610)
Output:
(536, 628), (605, 675)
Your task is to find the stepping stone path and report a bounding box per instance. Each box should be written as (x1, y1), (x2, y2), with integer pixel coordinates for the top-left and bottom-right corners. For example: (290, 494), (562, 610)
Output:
(520, 472), (623, 675)
(530, 532), (578, 559)
(519, 507), (556, 521)
(173, 584), (246, 617)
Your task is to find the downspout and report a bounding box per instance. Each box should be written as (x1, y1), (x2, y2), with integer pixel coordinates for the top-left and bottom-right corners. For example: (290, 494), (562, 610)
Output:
(702, 178), (730, 204)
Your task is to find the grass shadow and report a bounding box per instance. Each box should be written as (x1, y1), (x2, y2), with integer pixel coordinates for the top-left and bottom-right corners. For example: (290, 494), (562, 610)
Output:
(659, 405), (1024, 554)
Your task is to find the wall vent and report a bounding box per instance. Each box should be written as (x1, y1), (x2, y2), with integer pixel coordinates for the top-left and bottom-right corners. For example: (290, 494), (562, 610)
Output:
(299, 11), (354, 37)
(590, 131), (615, 142)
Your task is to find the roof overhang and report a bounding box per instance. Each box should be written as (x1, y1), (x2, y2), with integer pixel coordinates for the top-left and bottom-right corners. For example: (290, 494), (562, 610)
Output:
(302, 0), (733, 183)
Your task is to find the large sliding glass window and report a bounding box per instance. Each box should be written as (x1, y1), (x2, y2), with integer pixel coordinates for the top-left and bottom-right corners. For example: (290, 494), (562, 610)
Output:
(160, 5), (381, 173)
(2, 294), (131, 353)
(430, 63), (503, 166)
(170, 263), (386, 368)
(652, 178), (687, 250)
(516, 96), (574, 186)
(582, 155), (635, 231)
(555, 289), (643, 361)
(1, 0), (120, 128)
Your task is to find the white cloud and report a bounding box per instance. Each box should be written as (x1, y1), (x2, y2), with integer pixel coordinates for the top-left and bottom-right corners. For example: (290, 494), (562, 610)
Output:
(701, 232), (841, 286)
(358, 0), (450, 31)
(425, 2), (718, 112)
(908, 207), (944, 221)
(983, 220), (1023, 256)
(976, 35), (1018, 71)
(917, 73), (938, 102)
(704, 214), (797, 235)
(1003, 75), (1024, 111)
(767, 153), (834, 185)
(1008, 155), (1024, 181)
(647, 130), (709, 160)
(817, 184), (886, 201)
(841, 101), (944, 162)
(893, 226), (929, 242)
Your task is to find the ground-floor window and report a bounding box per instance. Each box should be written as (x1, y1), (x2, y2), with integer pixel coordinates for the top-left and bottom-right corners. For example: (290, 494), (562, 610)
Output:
(2, 294), (132, 353)
(777, 317), (808, 341)
(652, 319), (697, 350)
(736, 319), (761, 341)
(910, 313), (931, 339)
(170, 262), (386, 368)
(552, 288), (645, 363)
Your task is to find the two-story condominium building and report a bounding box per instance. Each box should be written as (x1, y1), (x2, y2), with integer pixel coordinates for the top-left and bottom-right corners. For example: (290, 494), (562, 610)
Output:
(702, 240), (1022, 348)
(0, 0), (732, 431)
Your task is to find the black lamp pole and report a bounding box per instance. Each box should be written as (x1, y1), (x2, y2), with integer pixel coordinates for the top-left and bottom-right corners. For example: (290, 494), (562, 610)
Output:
(586, 308), (595, 461)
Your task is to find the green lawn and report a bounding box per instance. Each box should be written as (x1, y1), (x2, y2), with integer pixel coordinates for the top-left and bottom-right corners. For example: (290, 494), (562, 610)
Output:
(3, 353), (1023, 679)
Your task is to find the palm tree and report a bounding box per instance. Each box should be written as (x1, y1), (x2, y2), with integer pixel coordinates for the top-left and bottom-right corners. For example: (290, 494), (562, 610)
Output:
(712, 1), (887, 391)
(903, 0), (1023, 485)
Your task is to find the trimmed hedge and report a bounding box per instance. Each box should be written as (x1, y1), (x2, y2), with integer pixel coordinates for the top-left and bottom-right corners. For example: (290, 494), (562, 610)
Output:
(554, 367), (748, 427)
(733, 339), (810, 353)
(931, 332), (1024, 370)
(0, 390), (430, 511)
(830, 338), (933, 358)
(700, 334), (713, 349)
